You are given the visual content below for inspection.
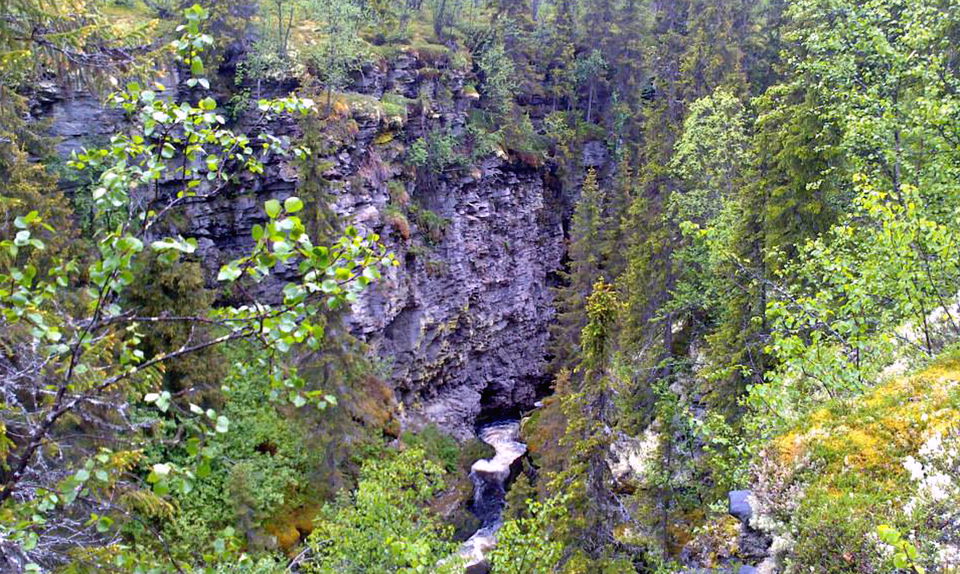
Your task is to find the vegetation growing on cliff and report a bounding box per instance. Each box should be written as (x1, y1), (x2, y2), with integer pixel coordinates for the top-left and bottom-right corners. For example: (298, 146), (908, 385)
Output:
(5, 0), (960, 572)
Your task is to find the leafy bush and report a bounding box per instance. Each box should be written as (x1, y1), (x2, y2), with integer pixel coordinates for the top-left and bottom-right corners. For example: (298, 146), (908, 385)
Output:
(402, 424), (460, 472)
(304, 448), (460, 573)
(492, 496), (567, 574)
(133, 347), (324, 560)
(411, 205), (449, 244)
(751, 350), (960, 573)
(409, 127), (464, 173)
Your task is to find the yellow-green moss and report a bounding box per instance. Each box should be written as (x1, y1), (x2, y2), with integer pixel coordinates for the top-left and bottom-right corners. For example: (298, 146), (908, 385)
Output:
(773, 351), (960, 487)
(373, 131), (396, 145)
(764, 349), (960, 572)
(99, 0), (164, 35)
(265, 503), (322, 554)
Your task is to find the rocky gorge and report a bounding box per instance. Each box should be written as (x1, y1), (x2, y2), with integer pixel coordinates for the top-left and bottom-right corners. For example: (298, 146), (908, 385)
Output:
(33, 48), (574, 440)
(9, 2), (960, 571)
(30, 58), (786, 572)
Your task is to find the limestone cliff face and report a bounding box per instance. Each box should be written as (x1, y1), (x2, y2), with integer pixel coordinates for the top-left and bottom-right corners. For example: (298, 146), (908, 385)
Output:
(36, 51), (567, 439)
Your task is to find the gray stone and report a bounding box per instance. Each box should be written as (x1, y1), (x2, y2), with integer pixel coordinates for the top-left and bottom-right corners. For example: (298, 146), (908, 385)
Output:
(729, 490), (753, 523)
(582, 140), (608, 167)
(360, 157), (564, 438)
(464, 560), (490, 574)
(36, 47), (572, 441)
(738, 524), (772, 562)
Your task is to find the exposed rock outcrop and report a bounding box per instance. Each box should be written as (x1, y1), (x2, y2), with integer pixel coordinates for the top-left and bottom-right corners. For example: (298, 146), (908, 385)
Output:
(728, 490), (752, 524)
(350, 161), (563, 439)
(36, 48), (568, 440)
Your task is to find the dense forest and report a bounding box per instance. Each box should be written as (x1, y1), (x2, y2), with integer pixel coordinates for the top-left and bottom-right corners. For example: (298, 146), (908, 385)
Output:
(3, 0), (960, 572)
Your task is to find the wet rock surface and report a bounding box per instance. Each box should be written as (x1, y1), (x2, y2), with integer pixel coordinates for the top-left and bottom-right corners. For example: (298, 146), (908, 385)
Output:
(728, 489), (771, 569)
(728, 490), (753, 524)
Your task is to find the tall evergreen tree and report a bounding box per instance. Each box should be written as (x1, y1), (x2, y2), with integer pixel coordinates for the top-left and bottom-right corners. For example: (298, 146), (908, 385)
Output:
(551, 169), (606, 371)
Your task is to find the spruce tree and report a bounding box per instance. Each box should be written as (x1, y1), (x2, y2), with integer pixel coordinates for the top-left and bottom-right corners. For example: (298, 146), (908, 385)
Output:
(551, 169), (606, 371)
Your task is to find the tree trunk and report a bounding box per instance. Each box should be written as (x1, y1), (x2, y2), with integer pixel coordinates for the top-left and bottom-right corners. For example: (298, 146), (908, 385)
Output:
(586, 81), (595, 123)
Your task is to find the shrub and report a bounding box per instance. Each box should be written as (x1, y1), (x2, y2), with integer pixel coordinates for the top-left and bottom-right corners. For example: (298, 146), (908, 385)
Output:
(304, 448), (459, 573)
(402, 424), (460, 473)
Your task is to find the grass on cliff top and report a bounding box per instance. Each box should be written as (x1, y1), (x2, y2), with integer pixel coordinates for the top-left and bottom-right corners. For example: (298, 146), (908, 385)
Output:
(768, 346), (960, 572)
(316, 91), (408, 128)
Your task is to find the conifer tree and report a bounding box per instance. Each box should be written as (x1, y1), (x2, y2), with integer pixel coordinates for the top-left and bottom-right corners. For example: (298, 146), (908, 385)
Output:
(551, 169), (606, 371)
(550, 278), (625, 558)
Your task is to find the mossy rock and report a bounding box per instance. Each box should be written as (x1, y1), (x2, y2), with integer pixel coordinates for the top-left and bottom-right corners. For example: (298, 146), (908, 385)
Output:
(756, 349), (960, 572)
(409, 42), (451, 65)
(459, 438), (496, 469)
(373, 131), (396, 145)
(265, 503), (321, 554)
(418, 67), (442, 80)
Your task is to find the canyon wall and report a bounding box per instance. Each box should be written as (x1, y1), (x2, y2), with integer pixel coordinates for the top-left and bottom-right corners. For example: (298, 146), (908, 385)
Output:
(36, 51), (570, 439)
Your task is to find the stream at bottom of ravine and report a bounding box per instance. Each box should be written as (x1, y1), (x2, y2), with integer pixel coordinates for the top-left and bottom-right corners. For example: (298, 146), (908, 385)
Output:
(457, 420), (527, 572)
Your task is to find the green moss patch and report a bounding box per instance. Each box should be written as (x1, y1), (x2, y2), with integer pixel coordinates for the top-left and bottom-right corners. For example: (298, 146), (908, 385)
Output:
(763, 349), (960, 572)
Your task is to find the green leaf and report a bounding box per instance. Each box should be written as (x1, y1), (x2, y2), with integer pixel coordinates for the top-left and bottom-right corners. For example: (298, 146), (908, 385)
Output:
(151, 236), (197, 253)
(264, 199), (282, 219)
(215, 415), (230, 433)
(156, 391), (171, 413)
(151, 463), (172, 479)
(217, 264), (241, 282)
(905, 544), (918, 560)
(96, 516), (114, 533)
(199, 97), (217, 110)
(197, 458), (212, 479)
(284, 196), (304, 213)
(153, 479), (170, 496)
(14, 211), (39, 229)
(877, 525), (899, 545)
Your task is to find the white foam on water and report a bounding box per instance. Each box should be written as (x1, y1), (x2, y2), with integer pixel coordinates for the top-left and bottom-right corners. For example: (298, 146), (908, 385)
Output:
(470, 421), (527, 479)
(455, 420), (528, 572)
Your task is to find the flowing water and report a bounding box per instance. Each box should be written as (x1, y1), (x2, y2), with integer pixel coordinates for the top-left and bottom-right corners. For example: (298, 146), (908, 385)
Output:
(458, 420), (528, 572)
